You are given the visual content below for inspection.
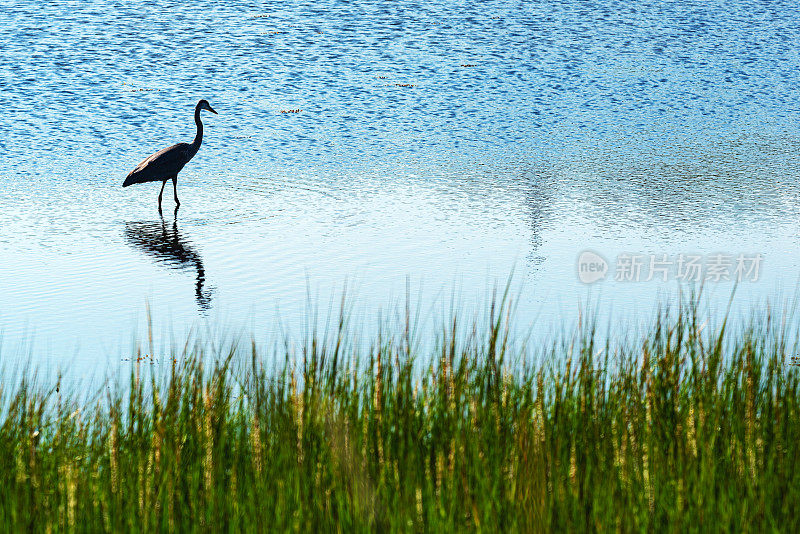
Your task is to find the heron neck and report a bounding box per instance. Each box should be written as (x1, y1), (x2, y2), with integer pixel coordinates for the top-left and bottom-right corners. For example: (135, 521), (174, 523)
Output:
(192, 106), (203, 150)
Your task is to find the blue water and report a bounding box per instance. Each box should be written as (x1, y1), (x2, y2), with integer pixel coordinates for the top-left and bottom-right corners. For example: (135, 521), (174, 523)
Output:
(2, 0), (800, 377)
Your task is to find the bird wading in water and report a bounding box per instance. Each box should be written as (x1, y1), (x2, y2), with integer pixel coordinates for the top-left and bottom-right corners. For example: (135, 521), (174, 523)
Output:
(123, 99), (218, 210)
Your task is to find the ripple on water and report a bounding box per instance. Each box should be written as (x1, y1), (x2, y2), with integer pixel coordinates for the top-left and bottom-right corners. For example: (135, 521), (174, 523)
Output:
(3, 0), (800, 374)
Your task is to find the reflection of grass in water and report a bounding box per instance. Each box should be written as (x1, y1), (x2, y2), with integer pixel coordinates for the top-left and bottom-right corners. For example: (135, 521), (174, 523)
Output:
(1, 293), (799, 531)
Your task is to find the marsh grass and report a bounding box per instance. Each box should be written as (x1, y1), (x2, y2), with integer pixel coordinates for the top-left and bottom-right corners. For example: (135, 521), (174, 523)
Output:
(1, 293), (799, 532)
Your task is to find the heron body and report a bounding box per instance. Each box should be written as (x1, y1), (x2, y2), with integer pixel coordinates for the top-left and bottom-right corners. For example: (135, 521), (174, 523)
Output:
(123, 99), (217, 209)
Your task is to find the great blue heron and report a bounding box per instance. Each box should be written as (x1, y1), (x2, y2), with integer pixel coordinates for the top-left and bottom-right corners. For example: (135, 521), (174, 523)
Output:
(123, 99), (218, 209)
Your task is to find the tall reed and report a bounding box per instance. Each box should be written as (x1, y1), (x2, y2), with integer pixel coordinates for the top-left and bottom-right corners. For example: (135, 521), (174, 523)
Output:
(0, 294), (798, 532)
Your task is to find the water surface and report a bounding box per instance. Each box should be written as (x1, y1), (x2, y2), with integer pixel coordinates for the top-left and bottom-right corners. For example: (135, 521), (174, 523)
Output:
(2, 0), (800, 376)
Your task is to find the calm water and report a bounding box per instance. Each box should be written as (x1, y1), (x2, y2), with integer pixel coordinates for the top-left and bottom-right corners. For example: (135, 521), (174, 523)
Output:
(3, 0), (800, 376)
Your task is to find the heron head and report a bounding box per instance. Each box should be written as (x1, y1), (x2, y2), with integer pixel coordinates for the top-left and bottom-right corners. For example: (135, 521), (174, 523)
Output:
(198, 99), (218, 115)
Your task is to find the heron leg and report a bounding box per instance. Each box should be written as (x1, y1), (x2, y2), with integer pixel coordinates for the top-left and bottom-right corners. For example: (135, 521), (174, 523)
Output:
(172, 176), (180, 207)
(158, 180), (167, 209)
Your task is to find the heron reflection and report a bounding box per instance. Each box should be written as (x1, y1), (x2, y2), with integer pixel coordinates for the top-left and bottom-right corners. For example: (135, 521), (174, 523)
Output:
(124, 209), (212, 311)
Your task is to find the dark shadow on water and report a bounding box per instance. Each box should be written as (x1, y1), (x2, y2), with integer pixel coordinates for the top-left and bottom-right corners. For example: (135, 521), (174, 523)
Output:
(124, 208), (212, 312)
(521, 165), (553, 267)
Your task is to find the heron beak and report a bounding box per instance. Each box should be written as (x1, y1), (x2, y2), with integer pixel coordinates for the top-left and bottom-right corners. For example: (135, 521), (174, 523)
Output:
(208, 105), (218, 115)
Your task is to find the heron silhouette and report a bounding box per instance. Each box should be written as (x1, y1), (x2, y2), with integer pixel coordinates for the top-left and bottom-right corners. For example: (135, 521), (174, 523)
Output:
(124, 208), (212, 311)
(123, 99), (217, 210)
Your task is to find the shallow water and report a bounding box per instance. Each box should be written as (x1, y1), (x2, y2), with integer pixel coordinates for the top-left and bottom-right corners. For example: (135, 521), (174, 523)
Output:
(3, 0), (800, 377)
